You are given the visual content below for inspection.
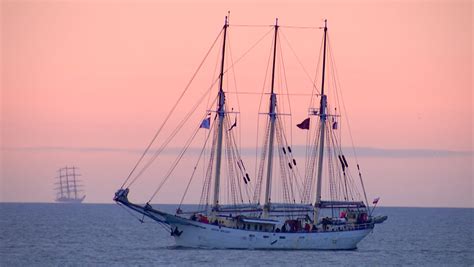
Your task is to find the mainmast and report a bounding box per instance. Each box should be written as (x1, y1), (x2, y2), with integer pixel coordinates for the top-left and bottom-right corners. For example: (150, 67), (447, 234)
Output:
(72, 166), (78, 199)
(314, 20), (328, 223)
(212, 16), (229, 211)
(263, 18), (279, 218)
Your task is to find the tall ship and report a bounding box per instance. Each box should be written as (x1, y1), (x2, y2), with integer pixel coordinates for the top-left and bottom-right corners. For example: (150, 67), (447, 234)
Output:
(115, 16), (386, 249)
(55, 166), (86, 203)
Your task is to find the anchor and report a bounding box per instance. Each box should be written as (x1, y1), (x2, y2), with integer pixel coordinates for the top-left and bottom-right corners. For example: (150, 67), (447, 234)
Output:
(171, 227), (183, 237)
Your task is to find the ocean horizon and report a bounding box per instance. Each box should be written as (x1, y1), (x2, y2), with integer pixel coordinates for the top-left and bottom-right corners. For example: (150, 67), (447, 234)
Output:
(1, 201), (474, 209)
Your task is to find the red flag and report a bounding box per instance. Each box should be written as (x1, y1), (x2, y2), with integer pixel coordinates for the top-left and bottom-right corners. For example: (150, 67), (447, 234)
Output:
(297, 118), (310, 130)
(373, 197), (380, 204)
(228, 117), (237, 131)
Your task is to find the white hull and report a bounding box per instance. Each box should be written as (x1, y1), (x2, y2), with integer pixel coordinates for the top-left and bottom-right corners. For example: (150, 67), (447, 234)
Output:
(167, 215), (372, 250)
(56, 195), (86, 204)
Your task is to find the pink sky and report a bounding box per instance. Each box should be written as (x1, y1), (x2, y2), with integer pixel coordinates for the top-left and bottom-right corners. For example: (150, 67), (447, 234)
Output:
(1, 1), (472, 207)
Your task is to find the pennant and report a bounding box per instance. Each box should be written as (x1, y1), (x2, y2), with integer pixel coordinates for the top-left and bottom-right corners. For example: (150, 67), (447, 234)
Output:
(228, 117), (237, 131)
(200, 117), (210, 129)
(372, 197), (380, 204)
(297, 118), (310, 130)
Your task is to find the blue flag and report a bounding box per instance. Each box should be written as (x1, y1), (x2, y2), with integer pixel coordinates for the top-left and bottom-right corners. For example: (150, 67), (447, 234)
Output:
(200, 117), (210, 129)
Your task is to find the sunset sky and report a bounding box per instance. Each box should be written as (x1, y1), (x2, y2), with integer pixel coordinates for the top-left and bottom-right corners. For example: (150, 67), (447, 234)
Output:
(1, 0), (472, 207)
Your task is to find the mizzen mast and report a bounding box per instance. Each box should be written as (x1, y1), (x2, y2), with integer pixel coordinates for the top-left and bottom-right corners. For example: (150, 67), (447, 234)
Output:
(263, 18), (279, 218)
(314, 19), (328, 223)
(212, 16), (229, 211)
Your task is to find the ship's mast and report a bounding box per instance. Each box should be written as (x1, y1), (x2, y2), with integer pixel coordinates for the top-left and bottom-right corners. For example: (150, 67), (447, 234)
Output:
(65, 166), (71, 199)
(58, 168), (64, 199)
(212, 16), (229, 211)
(314, 20), (328, 223)
(72, 166), (78, 199)
(263, 18), (279, 218)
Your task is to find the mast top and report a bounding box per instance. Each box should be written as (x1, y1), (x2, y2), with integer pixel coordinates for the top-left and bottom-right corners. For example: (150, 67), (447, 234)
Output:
(320, 19), (328, 97)
(269, 18), (279, 95)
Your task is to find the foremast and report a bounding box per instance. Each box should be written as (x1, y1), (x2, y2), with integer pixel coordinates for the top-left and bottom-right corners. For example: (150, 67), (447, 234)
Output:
(314, 20), (328, 223)
(262, 19), (279, 218)
(212, 16), (229, 211)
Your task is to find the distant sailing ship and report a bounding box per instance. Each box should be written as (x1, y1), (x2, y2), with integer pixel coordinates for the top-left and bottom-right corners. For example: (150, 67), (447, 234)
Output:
(55, 166), (85, 203)
(115, 17), (387, 249)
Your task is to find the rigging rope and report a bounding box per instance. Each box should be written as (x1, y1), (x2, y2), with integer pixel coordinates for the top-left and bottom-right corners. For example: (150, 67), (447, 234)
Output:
(327, 34), (369, 207)
(278, 34), (294, 147)
(280, 25), (324, 29)
(230, 24), (322, 29)
(199, 117), (218, 209)
(130, 27), (273, 193)
(147, 94), (219, 202)
(227, 32), (243, 153)
(228, 115), (252, 203)
(230, 24), (273, 28)
(148, 118), (207, 202)
(120, 28), (224, 189)
(280, 30), (321, 97)
(123, 25), (270, 190)
(224, 27), (274, 77)
(276, 116), (304, 201)
(178, 116), (216, 209)
(253, 120), (270, 204)
(253, 33), (274, 203)
(226, 91), (313, 96)
(127, 85), (219, 188)
(327, 34), (360, 166)
(309, 33), (324, 109)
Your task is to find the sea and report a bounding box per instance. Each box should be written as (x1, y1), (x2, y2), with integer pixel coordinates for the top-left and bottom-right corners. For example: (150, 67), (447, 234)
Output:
(1, 203), (472, 266)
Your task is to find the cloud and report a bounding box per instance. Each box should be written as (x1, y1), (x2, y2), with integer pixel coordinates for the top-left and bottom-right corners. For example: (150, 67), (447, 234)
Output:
(2, 145), (472, 158)
(2, 146), (142, 154)
(345, 147), (473, 158)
